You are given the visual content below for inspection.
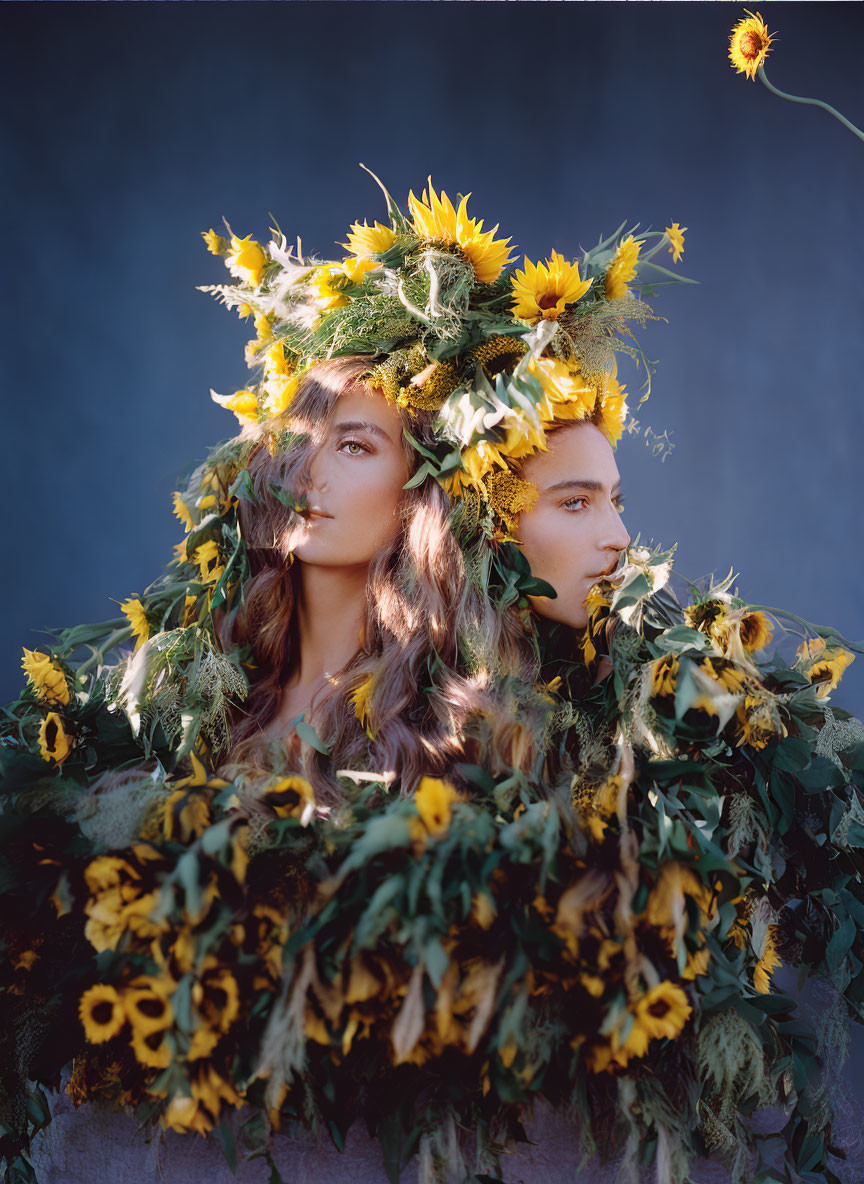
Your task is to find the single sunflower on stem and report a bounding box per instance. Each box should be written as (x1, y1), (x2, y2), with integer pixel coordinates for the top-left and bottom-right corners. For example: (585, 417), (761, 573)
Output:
(728, 8), (864, 144)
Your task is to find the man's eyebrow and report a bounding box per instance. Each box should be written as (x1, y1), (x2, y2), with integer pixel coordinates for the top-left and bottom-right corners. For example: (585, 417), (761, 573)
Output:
(330, 419), (391, 441)
(544, 478), (622, 495)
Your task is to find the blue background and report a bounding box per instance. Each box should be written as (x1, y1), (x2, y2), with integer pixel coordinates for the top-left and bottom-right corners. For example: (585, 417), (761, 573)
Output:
(2, 1), (862, 720)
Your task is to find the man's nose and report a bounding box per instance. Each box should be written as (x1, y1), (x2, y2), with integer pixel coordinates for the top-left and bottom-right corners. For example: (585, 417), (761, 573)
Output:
(604, 505), (630, 553)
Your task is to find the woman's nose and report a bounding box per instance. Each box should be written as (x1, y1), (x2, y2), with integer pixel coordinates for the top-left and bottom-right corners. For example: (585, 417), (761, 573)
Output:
(303, 448), (327, 494)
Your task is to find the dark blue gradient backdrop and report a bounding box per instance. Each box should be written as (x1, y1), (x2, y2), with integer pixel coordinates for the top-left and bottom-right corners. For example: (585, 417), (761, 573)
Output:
(2, 2), (862, 718)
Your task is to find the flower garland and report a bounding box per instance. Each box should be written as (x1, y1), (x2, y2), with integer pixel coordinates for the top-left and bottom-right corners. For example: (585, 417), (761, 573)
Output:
(200, 170), (694, 540)
(2, 547), (862, 1184)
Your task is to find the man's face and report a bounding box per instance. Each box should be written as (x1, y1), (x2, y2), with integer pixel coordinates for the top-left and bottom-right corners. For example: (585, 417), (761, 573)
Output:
(517, 423), (631, 628)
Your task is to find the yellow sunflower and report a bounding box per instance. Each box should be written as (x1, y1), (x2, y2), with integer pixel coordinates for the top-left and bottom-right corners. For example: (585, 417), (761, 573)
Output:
(631, 981), (692, 1043)
(407, 183), (514, 283)
(123, 977), (174, 1035)
(595, 377), (628, 446)
(261, 774), (316, 821)
(79, 984), (126, 1044)
(21, 648), (69, 707)
(309, 264), (350, 310)
(605, 235), (643, 301)
(729, 10), (773, 81)
(162, 789), (211, 843)
(37, 712), (72, 765)
(341, 218), (398, 258)
(511, 251), (592, 324)
(650, 654), (679, 699)
(197, 963), (241, 1033)
(172, 492), (194, 534)
(201, 228), (227, 256)
(193, 539), (224, 585)
(130, 1025), (172, 1069)
(414, 776), (461, 836)
(120, 597), (149, 651)
(443, 439), (510, 497)
(665, 223), (686, 264)
(225, 233), (268, 286)
(210, 387), (259, 426)
(528, 355), (597, 424)
(162, 1093), (214, 1136)
(262, 372), (302, 418)
(753, 924), (782, 993)
(338, 256), (380, 284)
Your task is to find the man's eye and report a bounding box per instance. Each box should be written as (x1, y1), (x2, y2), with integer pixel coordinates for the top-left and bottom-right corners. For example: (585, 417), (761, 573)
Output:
(614, 495), (626, 514)
(563, 497), (588, 511)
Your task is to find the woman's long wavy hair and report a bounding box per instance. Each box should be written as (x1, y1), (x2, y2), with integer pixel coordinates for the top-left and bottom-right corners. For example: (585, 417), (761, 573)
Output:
(218, 357), (540, 804)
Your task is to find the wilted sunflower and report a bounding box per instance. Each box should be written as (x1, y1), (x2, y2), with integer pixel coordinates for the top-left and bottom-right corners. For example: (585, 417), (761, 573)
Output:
(79, 984), (126, 1044)
(407, 183), (514, 283)
(37, 712), (72, 765)
(21, 648), (70, 706)
(795, 637), (855, 699)
(729, 10), (773, 81)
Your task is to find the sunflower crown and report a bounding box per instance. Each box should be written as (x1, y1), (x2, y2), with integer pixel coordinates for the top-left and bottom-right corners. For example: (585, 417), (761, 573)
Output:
(201, 170), (693, 535)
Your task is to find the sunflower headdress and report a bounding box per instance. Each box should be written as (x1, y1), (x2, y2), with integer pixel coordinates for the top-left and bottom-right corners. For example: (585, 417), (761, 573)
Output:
(201, 168), (695, 537)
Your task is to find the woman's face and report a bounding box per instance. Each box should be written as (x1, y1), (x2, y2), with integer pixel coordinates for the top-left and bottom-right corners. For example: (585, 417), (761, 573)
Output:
(516, 423), (631, 629)
(288, 385), (410, 568)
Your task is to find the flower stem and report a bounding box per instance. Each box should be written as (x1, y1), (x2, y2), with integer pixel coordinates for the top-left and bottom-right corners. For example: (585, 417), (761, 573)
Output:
(757, 65), (864, 144)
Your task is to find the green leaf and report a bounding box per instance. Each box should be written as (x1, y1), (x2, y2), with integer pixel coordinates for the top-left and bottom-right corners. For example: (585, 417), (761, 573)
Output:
(295, 718), (330, 755)
(229, 468), (256, 503)
(402, 460), (434, 489)
(826, 915), (856, 971)
(401, 429), (438, 462)
(214, 1118), (238, 1173)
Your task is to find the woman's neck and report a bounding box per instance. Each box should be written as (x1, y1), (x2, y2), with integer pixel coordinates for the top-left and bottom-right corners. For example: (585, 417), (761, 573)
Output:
(281, 561), (369, 717)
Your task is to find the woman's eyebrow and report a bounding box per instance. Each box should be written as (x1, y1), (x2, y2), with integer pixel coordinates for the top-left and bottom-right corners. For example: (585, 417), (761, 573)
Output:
(330, 419), (392, 441)
(544, 478), (622, 495)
